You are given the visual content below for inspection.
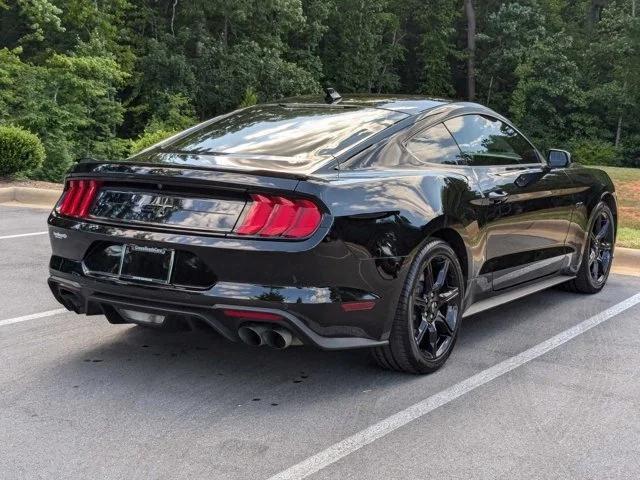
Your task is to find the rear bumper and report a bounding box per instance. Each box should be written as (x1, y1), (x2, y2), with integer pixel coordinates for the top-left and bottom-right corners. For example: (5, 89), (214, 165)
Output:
(48, 273), (387, 350)
(46, 212), (407, 349)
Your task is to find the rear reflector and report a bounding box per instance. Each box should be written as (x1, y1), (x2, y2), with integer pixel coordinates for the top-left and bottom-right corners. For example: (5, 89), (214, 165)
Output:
(235, 194), (322, 239)
(58, 179), (103, 218)
(341, 301), (376, 312)
(222, 309), (283, 322)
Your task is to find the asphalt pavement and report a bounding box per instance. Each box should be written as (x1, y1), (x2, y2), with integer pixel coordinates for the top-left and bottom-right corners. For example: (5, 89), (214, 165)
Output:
(1, 204), (639, 480)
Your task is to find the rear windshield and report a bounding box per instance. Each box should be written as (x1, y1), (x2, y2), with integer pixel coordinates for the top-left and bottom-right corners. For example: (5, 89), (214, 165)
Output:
(163, 105), (407, 160)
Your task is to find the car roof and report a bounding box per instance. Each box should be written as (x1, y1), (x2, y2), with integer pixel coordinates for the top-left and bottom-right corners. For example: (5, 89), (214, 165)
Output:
(276, 94), (451, 115)
(125, 95), (463, 177)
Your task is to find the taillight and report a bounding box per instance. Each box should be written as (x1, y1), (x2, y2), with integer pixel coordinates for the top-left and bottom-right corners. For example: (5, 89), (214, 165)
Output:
(57, 179), (102, 218)
(235, 194), (322, 239)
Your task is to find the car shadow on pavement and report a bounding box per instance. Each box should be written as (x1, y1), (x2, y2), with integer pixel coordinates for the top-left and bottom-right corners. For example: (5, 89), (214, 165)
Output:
(37, 286), (614, 415)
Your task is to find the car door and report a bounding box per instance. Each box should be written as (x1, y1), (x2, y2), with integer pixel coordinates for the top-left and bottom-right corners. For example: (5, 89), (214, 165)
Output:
(443, 114), (576, 290)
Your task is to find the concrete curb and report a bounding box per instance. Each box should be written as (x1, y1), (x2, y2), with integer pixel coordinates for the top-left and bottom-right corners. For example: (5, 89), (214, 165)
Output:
(613, 247), (640, 276)
(0, 186), (62, 209)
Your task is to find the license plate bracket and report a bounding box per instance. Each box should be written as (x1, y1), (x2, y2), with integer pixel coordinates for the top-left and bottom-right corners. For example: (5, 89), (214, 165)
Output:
(118, 244), (175, 284)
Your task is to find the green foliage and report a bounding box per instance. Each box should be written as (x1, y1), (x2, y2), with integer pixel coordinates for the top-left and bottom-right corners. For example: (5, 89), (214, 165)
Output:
(570, 139), (619, 166)
(321, 0), (404, 92)
(510, 33), (585, 147)
(0, 124), (45, 175)
(130, 130), (178, 154)
(1, 0), (640, 180)
(478, 2), (547, 114)
(239, 87), (259, 108)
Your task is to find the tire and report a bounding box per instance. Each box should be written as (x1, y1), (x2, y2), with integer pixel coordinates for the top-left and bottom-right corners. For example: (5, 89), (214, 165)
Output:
(372, 239), (465, 374)
(562, 202), (615, 294)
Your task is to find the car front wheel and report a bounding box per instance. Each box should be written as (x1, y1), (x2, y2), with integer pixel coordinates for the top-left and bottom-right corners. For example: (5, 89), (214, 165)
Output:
(563, 202), (615, 294)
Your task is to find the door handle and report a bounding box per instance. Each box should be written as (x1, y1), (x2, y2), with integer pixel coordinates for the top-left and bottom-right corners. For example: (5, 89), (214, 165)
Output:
(487, 190), (509, 204)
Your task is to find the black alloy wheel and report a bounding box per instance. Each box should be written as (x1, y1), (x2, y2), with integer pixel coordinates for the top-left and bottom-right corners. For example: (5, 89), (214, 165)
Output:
(412, 255), (460, 360)
(587, 209), (614, 286)
(563, 202), (615, 294)
(373, 239), (464, 374)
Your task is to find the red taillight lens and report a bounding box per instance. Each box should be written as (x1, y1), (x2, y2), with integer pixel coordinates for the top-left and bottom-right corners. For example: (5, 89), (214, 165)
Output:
(284, 199), (322, 238)
(234, 194), (274, 235)
(57, 179), (102, 218)
(235, 194), (322, 239)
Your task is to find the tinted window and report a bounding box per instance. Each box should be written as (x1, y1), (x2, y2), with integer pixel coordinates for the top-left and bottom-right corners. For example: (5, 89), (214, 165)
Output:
(406, 123), (463, 165)
(165, 105), (407, 160)
(444, 115), (540, 166)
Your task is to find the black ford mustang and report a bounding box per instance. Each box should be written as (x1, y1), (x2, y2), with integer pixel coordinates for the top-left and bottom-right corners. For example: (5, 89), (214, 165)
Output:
(47, 94), (617, 374)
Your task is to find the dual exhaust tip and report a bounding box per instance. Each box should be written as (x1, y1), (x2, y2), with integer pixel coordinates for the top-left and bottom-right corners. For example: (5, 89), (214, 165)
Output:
(237, 324), (301, 349)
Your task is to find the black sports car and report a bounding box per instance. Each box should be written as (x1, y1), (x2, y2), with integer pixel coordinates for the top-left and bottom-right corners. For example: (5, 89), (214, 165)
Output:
(47, 93), (617, 374)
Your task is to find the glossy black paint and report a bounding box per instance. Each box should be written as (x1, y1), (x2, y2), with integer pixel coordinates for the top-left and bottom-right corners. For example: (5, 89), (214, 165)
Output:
(47, 95), (617, 349)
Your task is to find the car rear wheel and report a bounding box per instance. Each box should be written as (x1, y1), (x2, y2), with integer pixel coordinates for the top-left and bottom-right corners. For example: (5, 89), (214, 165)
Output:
(563, 202), (615, 294)
(372, 239), (464, 374)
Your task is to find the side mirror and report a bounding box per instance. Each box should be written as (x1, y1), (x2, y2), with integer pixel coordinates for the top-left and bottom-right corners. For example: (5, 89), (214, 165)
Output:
(547, 149), (571, 168)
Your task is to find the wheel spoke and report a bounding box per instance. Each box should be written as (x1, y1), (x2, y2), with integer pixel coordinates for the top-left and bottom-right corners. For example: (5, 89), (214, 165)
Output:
(444, 306), (458, 333)
(415, 316), (430, 346)
(595, 217), (610, 241)
(600, 250), (612, 272)
(434, 308), (456, 336)
(423, 262), (434, 292)
(425, 322), (439, 357)
(433, 258), (450, 291)
(590, 257), (599, 280)
(438, 286), (459, 305)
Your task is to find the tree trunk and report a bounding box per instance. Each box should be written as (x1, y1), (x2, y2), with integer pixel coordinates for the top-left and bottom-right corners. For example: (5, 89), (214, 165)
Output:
(465, 0), (476, 101)
(615, 115), (623, 147)
(616, 2), (635, 147)
(486, 76), (494, 105)
(171, 0), (178, 35)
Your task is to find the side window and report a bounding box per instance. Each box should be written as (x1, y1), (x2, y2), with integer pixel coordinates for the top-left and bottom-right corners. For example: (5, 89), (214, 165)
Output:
(405, 123), (464, 165)
(444, 115), (540, 166)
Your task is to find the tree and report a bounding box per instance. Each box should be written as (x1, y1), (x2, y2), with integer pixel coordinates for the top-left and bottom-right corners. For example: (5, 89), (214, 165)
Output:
(477, 2), (547, 114)
(321, 0), (404, 92)
(2, 0), (640, 176)
(510, 33), (585, 148)
(464, 0), (476, 100)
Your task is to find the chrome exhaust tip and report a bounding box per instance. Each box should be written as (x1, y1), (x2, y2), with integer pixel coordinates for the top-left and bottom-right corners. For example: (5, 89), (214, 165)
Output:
(237, 324), (269, 346)
(262, 327), (301, 350)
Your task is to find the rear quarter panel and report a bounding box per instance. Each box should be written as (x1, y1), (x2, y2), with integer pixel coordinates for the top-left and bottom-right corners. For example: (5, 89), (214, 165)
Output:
(296, 167), (483, 334)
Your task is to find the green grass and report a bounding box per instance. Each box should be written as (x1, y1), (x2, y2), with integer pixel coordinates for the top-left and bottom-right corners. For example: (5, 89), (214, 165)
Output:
(590, 165), (640, 248)
(617, 227), (640, 249)
(595, 165), (640, 183)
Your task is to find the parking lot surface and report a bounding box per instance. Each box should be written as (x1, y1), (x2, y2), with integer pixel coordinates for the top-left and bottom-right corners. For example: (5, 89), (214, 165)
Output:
(1, 205), (639, 480)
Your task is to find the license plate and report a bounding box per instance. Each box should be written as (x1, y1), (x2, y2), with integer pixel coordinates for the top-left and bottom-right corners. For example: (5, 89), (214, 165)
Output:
(119, 245), (175, 284)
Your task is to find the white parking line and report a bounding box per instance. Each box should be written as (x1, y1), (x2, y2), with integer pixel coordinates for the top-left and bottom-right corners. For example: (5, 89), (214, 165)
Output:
(0, 231), (48, 240)
(267, 293), (640, 480)
(0, 308), (67, 327)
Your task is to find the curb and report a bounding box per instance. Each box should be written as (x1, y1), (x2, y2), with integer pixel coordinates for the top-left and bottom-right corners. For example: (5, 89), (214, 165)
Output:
(613, 247), (640, 276)
(0, 186), (62, 209)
